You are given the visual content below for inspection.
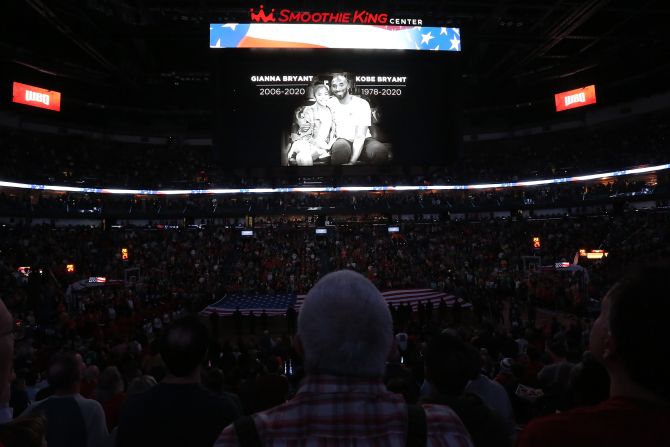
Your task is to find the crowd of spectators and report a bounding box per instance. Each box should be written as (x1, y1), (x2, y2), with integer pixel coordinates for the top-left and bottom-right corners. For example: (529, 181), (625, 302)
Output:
(450, 109), (669, 184)
(0, 109), (668, 190)
(1, 211), (669, 333)
(0, 211), (667, 305)
(0, 112), (669, 444)
(0, 131), (211, 189)
(0, 212), (670, 445)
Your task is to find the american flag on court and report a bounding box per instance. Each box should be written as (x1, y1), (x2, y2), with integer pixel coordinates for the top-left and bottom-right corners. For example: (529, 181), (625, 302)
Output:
(201, 289), (469, 316)
(377, 289), (471, 310)
(200, 293), (298, 316)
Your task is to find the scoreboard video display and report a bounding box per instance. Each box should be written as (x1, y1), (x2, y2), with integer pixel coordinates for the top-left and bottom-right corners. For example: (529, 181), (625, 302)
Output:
(211, 6), (462, 168)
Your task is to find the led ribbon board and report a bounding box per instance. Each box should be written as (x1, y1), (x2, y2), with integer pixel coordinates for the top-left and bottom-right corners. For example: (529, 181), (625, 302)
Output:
(210, 23), (461, 51)
(12, 82), (61, 112)
(0, 163), (667, 195)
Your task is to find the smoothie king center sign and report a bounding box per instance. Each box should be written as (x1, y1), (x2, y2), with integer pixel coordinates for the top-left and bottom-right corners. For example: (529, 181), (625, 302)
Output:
(249, 4), (425, 26)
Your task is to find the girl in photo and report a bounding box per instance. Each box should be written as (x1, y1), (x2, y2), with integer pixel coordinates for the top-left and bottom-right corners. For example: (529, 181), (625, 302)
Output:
(287, 84), (336, 166)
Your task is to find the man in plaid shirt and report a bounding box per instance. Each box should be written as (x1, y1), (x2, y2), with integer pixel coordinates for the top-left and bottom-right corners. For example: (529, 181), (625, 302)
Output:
(215, 270), (473, 447)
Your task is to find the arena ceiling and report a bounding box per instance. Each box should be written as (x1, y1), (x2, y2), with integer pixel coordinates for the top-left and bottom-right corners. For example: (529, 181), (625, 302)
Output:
(3, 0), (669, 116)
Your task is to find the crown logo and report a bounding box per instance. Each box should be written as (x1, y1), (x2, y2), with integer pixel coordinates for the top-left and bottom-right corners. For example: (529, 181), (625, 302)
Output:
(250, 5), (276, 22)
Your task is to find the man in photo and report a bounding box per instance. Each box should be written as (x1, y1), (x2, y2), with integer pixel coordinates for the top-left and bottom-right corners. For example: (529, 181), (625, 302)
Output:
(327, 73), (388, 165)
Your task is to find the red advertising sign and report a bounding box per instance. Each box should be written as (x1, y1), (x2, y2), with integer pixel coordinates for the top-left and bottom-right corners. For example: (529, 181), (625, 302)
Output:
(554, 85), (596, 112)
(249, 5), (422, 25)
(12, 82), (61, 112)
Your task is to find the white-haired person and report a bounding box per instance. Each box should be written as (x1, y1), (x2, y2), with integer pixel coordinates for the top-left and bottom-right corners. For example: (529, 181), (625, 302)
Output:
(214, 269), (473, 447)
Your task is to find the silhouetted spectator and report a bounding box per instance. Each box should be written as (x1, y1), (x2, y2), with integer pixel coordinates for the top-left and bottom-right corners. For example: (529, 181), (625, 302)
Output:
(23, 352), (109, 447)
(95, 366), (126, 431)
(423, 333), (511, 447)
(0, 413), (47, 447)
(116, 315), (240, 447)
(518, 264), (670, 446)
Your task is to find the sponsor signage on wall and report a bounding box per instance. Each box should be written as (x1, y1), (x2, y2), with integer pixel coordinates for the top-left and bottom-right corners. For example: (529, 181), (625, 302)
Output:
(554, 85), (596, 112)
(12, 82), (61, 112)
(249, 5), (422, 25)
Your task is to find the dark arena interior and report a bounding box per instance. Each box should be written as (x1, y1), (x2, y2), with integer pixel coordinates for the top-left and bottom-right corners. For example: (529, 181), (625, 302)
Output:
(1, 1), (669, 446)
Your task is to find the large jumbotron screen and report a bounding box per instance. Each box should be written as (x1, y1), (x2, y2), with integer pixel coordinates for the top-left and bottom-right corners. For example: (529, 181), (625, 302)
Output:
(211, 7), (463, 168)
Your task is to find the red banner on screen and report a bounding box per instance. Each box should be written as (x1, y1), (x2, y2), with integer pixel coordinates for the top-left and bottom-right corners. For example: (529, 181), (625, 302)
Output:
(554, 85), (596, 112)
(12, 82), (61, 112)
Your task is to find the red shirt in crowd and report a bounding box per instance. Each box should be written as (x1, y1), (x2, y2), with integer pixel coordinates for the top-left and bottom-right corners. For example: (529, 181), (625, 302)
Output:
(516, 396), (670, 447)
